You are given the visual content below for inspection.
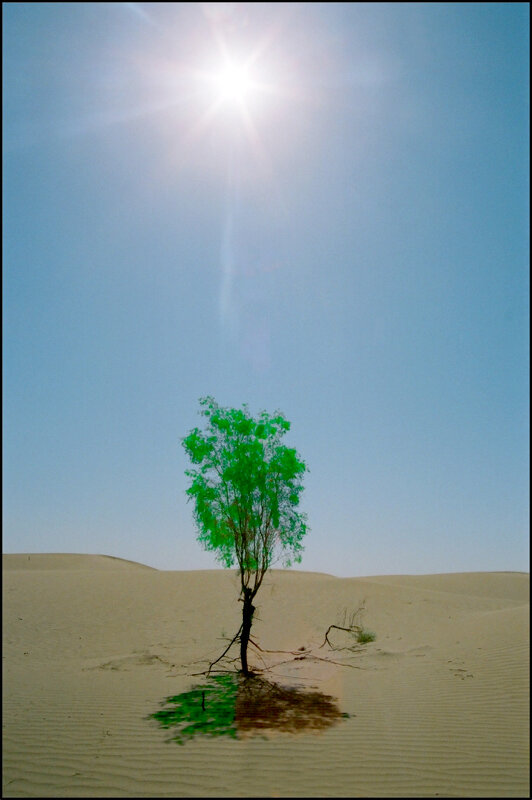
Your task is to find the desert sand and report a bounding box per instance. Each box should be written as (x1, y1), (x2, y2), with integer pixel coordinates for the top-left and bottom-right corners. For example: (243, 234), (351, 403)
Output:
(2, 553), (529, 797)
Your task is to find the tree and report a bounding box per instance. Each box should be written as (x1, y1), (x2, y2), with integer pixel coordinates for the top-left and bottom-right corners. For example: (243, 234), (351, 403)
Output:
(182, 396), (309, 677)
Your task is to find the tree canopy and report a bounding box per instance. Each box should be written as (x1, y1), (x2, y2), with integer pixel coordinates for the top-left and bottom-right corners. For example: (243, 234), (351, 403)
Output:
(182, 396), (309, 596)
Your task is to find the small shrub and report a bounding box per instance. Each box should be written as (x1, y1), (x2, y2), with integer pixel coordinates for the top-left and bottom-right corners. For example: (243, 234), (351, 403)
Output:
(356, 629), (376, 644)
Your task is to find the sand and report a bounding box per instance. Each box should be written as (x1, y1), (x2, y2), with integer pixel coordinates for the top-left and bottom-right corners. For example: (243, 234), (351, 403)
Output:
(2, 553), (529, 797)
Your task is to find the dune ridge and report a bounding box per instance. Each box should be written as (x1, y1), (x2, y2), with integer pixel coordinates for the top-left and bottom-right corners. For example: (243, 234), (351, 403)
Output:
(2, 554), (529, 797)
(3, 553), (157, 571)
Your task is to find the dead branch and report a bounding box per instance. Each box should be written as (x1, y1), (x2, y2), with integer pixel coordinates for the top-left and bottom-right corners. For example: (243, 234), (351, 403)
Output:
(248, 636), (311, 657)
(205, 622), (243, 675)
(319, 624), (362, 649)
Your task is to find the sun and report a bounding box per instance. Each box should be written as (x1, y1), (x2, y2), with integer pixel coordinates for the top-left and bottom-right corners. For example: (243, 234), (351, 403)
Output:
(216, 61), (253, 106)
(182, 40), (280, 165)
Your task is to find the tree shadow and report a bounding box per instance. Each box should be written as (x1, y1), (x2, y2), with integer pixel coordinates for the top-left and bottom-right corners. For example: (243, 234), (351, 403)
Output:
(149, 674), (238, 745)
(235, 674), (349, 735)
(149, 673), (349, 744)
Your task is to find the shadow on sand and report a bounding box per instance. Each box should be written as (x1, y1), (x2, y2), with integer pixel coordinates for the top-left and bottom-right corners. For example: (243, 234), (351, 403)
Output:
(149, 673), (349, 744)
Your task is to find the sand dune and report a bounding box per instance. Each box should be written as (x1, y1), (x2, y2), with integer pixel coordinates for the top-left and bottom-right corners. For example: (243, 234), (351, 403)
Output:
(2, 554), (529, 797)
(2, 553), (157, 571)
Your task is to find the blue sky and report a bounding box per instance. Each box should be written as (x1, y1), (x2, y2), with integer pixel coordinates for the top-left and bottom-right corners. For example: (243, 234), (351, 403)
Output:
(3, 3), (529, 576)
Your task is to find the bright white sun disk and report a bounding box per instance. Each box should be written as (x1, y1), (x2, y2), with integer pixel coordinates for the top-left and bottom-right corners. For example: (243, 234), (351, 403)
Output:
(216, 62), (253, 104)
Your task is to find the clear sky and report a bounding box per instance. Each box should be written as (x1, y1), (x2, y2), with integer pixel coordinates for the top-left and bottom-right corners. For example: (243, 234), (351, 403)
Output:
(3, 3), (529, 576)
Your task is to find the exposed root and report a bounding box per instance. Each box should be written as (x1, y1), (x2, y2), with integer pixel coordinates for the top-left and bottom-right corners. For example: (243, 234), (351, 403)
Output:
(248, 636), (310, 657)
(185, 603), (372, 679)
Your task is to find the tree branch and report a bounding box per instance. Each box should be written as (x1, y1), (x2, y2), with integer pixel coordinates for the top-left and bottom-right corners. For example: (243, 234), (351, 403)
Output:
(319, 624), (362, 650)
(205, 623), (243, 676)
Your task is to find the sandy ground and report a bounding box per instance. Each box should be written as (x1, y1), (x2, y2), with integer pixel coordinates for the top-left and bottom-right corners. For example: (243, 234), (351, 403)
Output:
(2, 553), (529, 797)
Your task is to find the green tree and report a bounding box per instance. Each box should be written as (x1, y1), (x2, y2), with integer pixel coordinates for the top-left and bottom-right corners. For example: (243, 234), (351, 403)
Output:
(182, 396), (309, 676)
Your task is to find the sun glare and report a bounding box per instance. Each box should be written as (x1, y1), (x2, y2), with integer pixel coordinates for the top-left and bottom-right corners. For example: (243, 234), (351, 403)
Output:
(215, 60), (253, 106)
(181, 37), (281, 171)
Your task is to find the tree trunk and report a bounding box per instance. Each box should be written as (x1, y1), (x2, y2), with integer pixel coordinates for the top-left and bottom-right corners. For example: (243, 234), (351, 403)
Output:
(240, 591), (255, 676)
